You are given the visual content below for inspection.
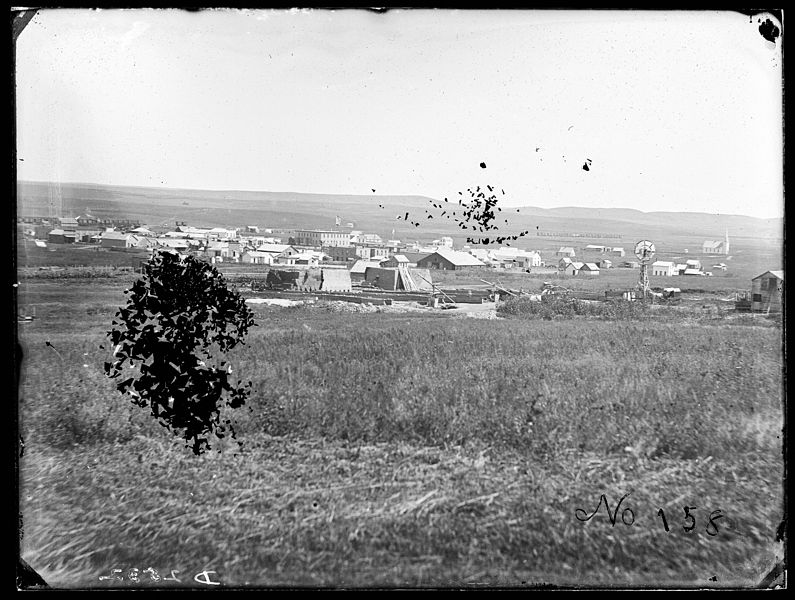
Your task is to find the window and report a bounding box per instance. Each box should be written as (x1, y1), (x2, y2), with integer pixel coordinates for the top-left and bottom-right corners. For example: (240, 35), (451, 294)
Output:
(753, 294), (762, 302)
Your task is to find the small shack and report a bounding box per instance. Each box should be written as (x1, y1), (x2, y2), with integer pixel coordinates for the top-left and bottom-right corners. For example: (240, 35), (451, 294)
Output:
(751, 270), (784, 313)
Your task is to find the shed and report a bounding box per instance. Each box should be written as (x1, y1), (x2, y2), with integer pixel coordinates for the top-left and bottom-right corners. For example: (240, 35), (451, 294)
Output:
(579, 262), (600, 275)
(349, 259), (377, 284)
(751, 270), (784, 313)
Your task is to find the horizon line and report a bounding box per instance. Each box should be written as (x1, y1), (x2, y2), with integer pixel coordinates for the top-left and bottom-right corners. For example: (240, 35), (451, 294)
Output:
(16, 178), (783, 222)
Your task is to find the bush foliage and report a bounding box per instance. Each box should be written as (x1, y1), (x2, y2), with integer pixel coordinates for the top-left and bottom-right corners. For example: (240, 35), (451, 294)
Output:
(103, 251), (255, 454)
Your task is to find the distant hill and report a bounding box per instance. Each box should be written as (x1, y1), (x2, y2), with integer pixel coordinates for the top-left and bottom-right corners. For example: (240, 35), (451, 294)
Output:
(16, 180), (783, 252)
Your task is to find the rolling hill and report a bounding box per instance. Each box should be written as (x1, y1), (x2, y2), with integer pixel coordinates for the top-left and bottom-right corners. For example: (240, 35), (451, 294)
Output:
(16, 180), (783, 255)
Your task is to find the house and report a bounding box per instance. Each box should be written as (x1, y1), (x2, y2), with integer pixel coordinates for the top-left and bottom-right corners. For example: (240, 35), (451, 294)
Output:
(416, 249), (486, 270)
(100, 231), (135, 248)
(354, 244), (391, 260)
(320, 269), (352, 292)
(651, 261), (676, 277)
(556, 247), (576, 258)
(47, 229), (77, 244)
(241, 251), (274, 265)
(751, 270), (784, 313)
(563, 261), (584, 276)
(675, 263), (688, 275)
(611, 247), (626, 257)
(256, 244), (298, 261)
(491, 248), (542, 269)
(683, 268), (703, 276)
(579, 263), (600, 276)
(279, 251), (323, 267)
(598, 259), (612, 270)
(558, 257), (573, 270)
(380, 255), (411, 268)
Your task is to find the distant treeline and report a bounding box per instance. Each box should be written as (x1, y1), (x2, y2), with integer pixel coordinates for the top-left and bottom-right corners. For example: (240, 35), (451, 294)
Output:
(536, 232), (622, 239)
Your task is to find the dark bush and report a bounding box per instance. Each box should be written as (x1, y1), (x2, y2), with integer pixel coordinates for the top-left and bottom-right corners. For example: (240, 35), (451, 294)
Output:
(103, 250), (255, 454)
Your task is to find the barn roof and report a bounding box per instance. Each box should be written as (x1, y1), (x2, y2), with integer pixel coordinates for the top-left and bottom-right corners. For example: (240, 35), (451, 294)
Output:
(426, 248), (485, 266)
(753, 270), (784, 281)
(101, 231), (133, 240)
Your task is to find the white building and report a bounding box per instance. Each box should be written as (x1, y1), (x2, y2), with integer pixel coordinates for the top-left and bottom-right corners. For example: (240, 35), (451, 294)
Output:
(651, 261), (676, 276)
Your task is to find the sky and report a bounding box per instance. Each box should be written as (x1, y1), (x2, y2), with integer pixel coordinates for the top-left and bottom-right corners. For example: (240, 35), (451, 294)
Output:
(15, 9), (783, 219)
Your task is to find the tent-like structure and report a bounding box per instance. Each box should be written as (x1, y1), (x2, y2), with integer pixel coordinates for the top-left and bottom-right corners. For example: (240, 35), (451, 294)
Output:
(320, 269), (352, 292)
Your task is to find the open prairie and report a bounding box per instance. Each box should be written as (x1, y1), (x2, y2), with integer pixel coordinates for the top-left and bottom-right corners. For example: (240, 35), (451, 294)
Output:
(17, 277), (784, 588)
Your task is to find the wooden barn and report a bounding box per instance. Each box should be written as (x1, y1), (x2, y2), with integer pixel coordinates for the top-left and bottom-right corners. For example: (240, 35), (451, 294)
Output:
(416, 249), (486, 271)
(751, 270), (784, 313)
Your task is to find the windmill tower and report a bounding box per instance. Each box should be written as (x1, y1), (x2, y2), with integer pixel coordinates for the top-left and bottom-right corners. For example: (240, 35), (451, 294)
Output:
(47, 141), (63, 221)
(47, 180), (63, 221)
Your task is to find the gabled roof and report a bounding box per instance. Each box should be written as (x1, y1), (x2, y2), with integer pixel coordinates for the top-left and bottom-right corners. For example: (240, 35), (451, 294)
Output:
(652, 261), (675, 267)
(570, 261), (585, 269)
(256, 243), (292, 253)
(581, 263), (600, 270)
(424, 248), (485, 266)
(350, 259), (377, 274)
(753, 270), (784, 281)
(683, 268), (702, 275)
(703, 240), (724, 248)
(558, 247), (575, 253)
(101, 231), (133, 240)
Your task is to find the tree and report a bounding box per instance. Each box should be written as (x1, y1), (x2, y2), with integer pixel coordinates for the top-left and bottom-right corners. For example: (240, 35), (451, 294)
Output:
(103, 250), (255, 454)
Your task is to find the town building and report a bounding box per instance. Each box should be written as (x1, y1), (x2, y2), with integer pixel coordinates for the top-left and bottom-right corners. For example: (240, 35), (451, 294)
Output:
(292, 229), (351, 247)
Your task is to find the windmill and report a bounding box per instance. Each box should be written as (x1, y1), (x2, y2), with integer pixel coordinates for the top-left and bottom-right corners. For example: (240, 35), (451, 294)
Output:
(634, 240), (655, 300)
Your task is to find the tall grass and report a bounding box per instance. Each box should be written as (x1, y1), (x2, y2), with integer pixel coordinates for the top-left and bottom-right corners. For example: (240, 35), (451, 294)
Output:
(17, 280), (785, 587)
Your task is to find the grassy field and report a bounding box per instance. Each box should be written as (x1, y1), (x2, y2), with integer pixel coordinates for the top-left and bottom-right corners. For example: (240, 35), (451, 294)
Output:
(17, 278), (785, 588)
